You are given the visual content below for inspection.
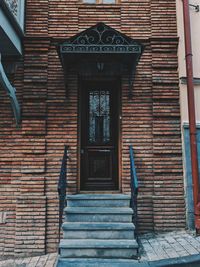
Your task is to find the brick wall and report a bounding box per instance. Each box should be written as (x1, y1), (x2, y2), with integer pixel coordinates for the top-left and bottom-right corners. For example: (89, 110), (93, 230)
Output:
(0, 0), (185, 257)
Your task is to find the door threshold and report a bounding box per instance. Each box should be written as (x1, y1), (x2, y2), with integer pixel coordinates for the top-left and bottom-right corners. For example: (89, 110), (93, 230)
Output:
(79, 190), (121, 194)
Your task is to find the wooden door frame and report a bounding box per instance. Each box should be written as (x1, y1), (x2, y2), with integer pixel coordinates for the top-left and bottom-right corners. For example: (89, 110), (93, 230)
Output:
(77, 77), (122, 193)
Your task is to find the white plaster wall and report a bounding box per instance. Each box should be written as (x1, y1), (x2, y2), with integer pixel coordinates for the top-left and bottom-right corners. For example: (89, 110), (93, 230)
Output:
(177, 1), (200, 78)
(180, 84), (200, 123)
(177, 0), (200, 123)
(176, 1), (200, 229)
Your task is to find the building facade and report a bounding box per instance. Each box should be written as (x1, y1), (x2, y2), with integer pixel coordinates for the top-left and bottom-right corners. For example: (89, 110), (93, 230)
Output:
(0, 0), (25, 257)
(0, 0), (186, 257)
(176, 1), (200, 230)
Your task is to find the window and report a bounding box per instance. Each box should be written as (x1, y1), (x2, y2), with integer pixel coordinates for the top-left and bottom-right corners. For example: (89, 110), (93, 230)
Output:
(82, 0), (117, 4)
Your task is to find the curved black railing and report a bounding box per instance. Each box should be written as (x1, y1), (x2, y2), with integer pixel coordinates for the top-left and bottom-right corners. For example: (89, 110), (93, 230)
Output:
(58, 145), (69, 244)
(129, 146), (139, 241)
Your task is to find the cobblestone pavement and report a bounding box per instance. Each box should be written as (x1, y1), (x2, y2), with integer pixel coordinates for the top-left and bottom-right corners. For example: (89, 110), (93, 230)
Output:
(140, 230), (200, 261)
(1, 231), (200, 266)
(0, 253), (57, 267)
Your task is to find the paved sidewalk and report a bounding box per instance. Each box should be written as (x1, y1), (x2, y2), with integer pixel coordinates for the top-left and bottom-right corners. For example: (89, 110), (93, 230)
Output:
(1, 231), (200, 266)
(139, 230), (200, 262)
(0, 253), (57, 267)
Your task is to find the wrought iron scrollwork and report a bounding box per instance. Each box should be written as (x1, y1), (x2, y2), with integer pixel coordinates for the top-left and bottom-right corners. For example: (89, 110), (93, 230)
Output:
(61, 23), (142, 54)
(58, 23), (144, 98)
(5, 0), (18, 17)
(71, 23), (136, 46)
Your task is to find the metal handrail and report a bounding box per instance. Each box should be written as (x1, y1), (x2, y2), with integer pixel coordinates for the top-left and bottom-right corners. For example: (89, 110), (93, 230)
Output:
(129, 146), (139, 195)
(129, 146), (139, 246)
(57, 145), (69, 246)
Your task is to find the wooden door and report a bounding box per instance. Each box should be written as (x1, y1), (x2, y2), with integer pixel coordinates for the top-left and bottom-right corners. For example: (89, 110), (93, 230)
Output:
(80, 81), (119, 191)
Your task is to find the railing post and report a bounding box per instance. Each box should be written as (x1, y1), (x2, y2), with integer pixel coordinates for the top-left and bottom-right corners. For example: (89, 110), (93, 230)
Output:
(129, 146), (139, 253)
(57, 145), (69, 250)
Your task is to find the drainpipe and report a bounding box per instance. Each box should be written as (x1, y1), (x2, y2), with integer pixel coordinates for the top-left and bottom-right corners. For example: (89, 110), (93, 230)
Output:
(182, 0), (200, 231)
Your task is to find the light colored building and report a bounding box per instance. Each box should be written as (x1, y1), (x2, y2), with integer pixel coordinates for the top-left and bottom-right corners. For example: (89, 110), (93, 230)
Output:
(176, 1), (200, 229)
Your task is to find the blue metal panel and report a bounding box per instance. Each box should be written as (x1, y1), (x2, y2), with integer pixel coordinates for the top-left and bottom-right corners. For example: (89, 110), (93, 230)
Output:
(183, 125), (200, 229)
(0, 58), (21, 125)
(0, 0), (25, 56)
(0, 9), (22, 56)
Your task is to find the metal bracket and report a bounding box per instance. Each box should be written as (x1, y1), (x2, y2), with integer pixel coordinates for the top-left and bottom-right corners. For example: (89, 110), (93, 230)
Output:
(0, 54), (21, 125)
(189, 4), (200, 12)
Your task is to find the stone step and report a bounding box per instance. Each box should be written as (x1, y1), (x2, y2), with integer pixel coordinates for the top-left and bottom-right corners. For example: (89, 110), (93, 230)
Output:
(59, 239), (138, 259)
(62, 222), (135, 239)
(57, 194), (138, 265)
(64, 207), (133, 223)
(57, 258), (139, 267)
(67, 194), (131, 207)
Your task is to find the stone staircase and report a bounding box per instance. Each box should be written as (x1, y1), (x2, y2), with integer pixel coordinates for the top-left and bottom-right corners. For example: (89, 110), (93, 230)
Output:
(57, 194), (138, 267)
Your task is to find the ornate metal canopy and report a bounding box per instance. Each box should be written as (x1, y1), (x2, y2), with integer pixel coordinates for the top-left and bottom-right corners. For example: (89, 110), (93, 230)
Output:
(58, 22), (144, 96)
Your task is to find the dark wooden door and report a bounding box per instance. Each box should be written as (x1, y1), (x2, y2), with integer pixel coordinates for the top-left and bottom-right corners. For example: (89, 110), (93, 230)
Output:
(80, 81), (119, 191)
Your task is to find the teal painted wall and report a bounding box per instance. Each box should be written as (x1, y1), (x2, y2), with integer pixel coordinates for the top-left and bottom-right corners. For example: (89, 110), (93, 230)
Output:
(184, 125), (200, 229)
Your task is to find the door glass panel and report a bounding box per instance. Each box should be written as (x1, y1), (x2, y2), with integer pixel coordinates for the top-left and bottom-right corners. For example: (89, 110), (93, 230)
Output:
(89, 90), (110, 144)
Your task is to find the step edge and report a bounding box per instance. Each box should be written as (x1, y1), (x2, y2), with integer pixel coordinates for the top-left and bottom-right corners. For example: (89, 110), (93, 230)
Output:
(67, 194), (131, 200)
(57, 258), (138, 263)
(59, 239), (138, 249)
(62, 222), (135, 230)
(64, 207), (133, 214)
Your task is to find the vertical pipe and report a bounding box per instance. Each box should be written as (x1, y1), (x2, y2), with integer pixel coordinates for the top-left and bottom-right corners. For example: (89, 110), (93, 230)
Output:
(182, 0), (200, 231)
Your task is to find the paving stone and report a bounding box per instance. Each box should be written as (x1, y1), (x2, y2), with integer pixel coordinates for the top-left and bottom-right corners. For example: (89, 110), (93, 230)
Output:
(176, 250), (190, 257)
(158, 239), (172, 250)
(165, 236), (176, 244)
(1, 231), (200, 266)
(21, 257), (31, 264)
(0, 259), (15, 267)
(14, 258), (25, 267)
(157, 239), (180, 258)
(16, 264), (26, 267)
(170, 239), (189, 253)
(184, 235), (200, 252)
(0, 261), (8, 267)
(176, 237), (199, 254)
(141, 241), (159, 261)
(148, 239), (168, 259)
(139, 231), (200, 262)
(15, 259), (24, 265)
(195, 236), (200, 242)
(28, 256), (40, 267)
(29, 257), (41, 267)
(35, 255), (48, 267)
(164, 248), (180, 258)
(44, 253), (57, 267)
(0, 254), (57, 267)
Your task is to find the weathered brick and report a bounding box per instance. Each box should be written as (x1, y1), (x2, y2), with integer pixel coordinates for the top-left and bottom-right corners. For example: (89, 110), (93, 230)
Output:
(0, 0), (185, 258)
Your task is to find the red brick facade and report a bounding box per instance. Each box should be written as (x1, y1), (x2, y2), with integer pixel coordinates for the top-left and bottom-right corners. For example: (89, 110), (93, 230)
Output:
(0, 0), (185, 257)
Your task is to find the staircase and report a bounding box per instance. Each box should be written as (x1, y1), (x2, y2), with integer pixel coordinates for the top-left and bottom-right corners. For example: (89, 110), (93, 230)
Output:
(57, 194), (138, 267)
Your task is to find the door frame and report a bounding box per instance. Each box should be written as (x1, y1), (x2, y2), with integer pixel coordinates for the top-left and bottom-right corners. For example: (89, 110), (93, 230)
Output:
(77, 77), (122, 193)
